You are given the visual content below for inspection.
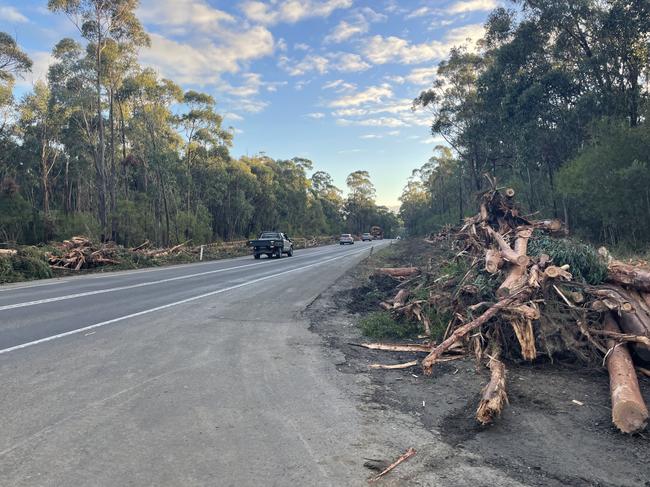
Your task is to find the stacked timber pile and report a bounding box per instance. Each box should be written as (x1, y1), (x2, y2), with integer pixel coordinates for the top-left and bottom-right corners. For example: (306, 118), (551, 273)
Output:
(48, 236), (121, 270)
(368, 180), (649, 434)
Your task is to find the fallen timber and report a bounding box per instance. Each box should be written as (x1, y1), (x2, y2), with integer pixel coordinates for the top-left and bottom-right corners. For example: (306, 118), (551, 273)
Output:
(366, 180), (649, 434)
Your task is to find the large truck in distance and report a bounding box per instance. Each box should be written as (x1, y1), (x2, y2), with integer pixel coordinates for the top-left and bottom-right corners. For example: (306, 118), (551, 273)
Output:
(370, 226), (384, 240)
(248, 232), (294, 259)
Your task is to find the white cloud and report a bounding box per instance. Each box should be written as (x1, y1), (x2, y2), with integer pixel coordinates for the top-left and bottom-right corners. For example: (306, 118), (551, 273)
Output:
(280, 52), (370, 76)
(363, 23), (485, 65)
(404, 66), (437, 86)
(306, 112), (326, 119)
(138, 0), (234, 33)
(337, 117), (406, 128)
(323, 79), (357, 92)
(0, 6), (28, 23)
(329, 84), (393, 108)
(224, 112), (244, 121)
(140, 27), (274, 84)
(360, 134), (383, 139)
(15, 51), (53, 87)
(294, 43), (311, 51)
(241, 0), (353, 25)
(279, 54), (329, 76)
(330, 53), (370, 72)
(405, 6), (435, 20)
(325, 20), (367, 43)
(449, 0), (497, 14)
(324, 7), (387, 44)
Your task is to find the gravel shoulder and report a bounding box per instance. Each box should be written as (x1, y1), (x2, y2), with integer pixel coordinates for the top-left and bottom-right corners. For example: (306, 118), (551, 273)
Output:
(305, 244), (650, 487)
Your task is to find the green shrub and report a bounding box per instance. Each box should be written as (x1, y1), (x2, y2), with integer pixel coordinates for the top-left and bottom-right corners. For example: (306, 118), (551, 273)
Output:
(0, 247), (52, 283)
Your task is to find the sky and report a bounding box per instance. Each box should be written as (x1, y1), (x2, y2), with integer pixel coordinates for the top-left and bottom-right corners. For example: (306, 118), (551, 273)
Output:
(1, 0), (499, 208)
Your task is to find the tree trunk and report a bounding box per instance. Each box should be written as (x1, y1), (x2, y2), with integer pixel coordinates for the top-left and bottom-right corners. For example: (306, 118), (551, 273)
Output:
(607, 261), (650, 292)
(109, 88), (117, 242)
(95, 27), (107, 242)
(603, 313), (648, 433)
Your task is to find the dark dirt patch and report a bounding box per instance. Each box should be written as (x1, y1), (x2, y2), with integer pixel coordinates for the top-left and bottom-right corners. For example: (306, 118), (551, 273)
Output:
(305, 242), (650, 487)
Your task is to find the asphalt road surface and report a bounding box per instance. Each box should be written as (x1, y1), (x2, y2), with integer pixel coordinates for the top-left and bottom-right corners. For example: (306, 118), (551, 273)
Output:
(0, 241), (393, 486)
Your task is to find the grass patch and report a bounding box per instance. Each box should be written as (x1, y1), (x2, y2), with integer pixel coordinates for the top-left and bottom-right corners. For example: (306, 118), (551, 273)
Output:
(359, 311), (420, 340)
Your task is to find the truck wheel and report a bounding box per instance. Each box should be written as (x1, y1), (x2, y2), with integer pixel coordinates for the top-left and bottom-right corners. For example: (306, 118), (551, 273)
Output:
(254, 254), (261, 260)
(276, 248), (282, 259)
(266, 253), (272, 258)
(288, 247), (293, 257)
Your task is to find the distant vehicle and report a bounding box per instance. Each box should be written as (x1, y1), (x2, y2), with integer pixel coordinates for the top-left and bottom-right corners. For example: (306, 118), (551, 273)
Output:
(248, 231), (294, 259)
(361, 233), (373, 241)
(396, 236), (402, 240)
(370, 226), (384, 240)
(339, 233), (354, 245)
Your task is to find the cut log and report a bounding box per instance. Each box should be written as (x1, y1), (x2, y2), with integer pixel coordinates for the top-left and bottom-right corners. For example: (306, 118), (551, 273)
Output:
(603, 314), (648, 434)
(607, 261), (650, 292)
(392, 289), (410, 308)
(476, 353), (508, 425)
(504, 187), (516, 198)
(534, 219), (563, 233)
(485, 249), (503, 274)
(375, 267), (419, 278)
(354, 343), (433, 353)
(543, 266), (572, 281)
(0, 249), (17, 256)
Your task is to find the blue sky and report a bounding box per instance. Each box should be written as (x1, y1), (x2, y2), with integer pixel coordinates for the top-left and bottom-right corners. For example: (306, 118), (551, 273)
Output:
(1, 0), (498, 207)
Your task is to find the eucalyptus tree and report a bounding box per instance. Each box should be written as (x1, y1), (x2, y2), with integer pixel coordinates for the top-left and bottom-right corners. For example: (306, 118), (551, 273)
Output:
(48, 0), (149, 240)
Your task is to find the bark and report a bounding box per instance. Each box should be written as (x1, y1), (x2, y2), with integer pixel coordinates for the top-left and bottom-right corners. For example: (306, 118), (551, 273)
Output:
(603, 314), (648, 433)
(375, 267), (420, 278)
(496, 227), (532, 298)
(607, 261), (650, 292)
(485, 248), (503, 274)
(476, 352), (508, 425)
(392, 289), (409, 308)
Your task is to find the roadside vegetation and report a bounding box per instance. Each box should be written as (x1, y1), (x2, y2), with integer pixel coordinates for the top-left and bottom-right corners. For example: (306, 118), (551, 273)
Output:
(402, 0), (650, 252)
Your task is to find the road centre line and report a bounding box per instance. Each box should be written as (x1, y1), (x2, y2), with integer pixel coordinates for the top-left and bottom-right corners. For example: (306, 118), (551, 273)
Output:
(0, 246), (373, 355)
(0, 245), (349, 311)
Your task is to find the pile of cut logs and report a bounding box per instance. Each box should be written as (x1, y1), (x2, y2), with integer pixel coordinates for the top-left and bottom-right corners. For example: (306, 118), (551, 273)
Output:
(48, 236), (121, 270)
(370, 180), (649, 434)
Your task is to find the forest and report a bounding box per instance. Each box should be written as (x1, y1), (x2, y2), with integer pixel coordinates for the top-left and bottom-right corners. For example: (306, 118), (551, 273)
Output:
(0, 1), (398, 247)
(401, 0), (650, 250)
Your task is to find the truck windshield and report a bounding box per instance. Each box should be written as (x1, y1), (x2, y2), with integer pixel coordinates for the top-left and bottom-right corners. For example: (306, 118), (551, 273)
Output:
(260, 232), (281, 239)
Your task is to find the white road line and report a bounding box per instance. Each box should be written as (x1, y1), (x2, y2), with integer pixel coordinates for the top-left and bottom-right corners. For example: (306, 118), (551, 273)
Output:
(0, 245), (350, 311)
(0, 246), (373, 355)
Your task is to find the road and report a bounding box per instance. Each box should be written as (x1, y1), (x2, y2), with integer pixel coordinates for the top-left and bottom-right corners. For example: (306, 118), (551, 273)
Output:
(0, 241), (391, 486)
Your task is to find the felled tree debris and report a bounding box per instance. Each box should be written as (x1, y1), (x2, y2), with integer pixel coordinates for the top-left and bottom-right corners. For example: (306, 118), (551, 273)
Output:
(369, 179), (649, 433)
(48, 236), (121, 270)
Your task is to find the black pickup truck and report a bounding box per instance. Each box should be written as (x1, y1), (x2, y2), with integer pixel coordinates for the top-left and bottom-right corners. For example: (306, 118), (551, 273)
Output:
(248, 232), (294, 259)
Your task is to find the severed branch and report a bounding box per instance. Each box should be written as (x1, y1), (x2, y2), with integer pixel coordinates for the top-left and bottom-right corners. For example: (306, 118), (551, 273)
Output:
(422, 292), (525, 374)
(369, 448), (417, 483)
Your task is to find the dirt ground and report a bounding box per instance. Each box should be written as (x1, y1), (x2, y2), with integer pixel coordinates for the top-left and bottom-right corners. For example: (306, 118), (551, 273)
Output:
(305, 242), (650, 487)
